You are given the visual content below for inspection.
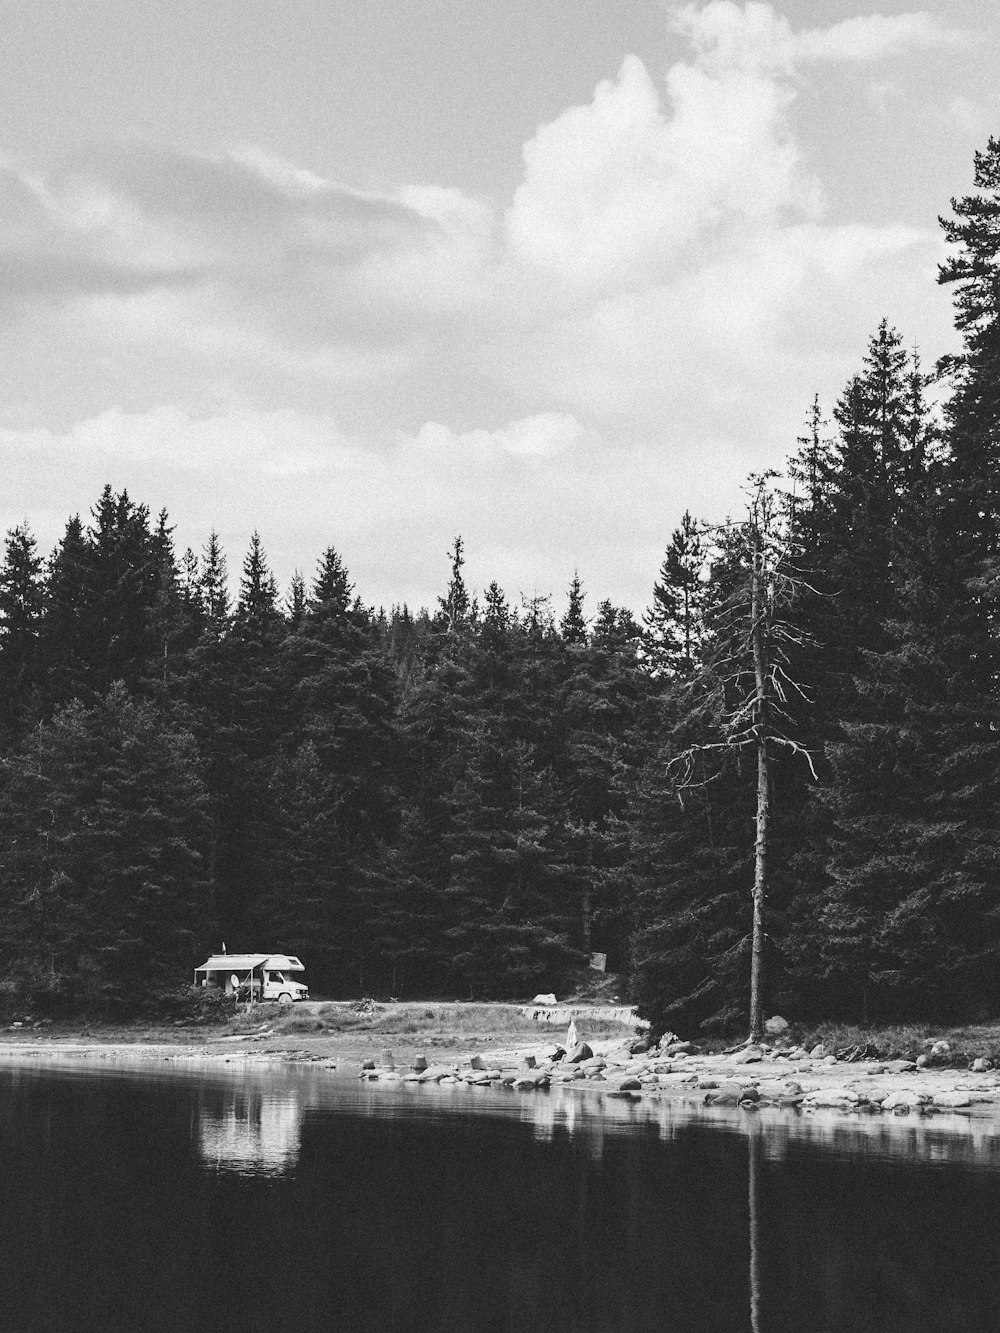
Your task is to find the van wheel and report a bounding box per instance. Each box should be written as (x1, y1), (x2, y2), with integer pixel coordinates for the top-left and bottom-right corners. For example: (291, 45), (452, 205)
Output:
(278, 992), (293, 1004)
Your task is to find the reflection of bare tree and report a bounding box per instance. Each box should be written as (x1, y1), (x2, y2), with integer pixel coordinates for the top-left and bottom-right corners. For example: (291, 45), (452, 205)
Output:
(748, 1115), (762, 1333)
(197, 1086), (303, 1176)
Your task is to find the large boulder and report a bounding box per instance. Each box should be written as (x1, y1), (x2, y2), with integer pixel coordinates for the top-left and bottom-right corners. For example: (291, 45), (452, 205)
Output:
(933, 1090), (972, 1108)
(764, 1016), (790, 1038)
(880, 1090), (927, 1110)
(567, 1041), (594, 1064)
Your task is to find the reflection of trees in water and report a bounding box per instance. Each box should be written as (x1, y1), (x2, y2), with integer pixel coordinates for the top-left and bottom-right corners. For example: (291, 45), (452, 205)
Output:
(196, 1085), (303, 1176)
(528, 1088), (1000, 1169)
(748, 1117), (762, 1333)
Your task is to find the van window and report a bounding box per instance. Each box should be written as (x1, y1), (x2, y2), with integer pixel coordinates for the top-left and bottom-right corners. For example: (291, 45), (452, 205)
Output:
(270, 972), (284, 983)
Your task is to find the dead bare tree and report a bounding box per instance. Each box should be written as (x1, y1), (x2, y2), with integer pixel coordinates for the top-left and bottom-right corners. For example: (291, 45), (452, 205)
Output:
(672, 473), (817, 1044)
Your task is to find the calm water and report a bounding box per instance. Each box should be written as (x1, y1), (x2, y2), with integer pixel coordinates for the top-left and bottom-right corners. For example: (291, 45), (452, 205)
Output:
(2, 1058), (1000, 1332)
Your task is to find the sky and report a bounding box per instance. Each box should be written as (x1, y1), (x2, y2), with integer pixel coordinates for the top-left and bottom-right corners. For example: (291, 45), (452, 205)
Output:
(0, 0), (996, 616)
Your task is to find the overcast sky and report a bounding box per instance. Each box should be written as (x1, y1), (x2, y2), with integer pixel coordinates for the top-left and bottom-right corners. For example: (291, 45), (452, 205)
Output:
(0, 0), (995, 615)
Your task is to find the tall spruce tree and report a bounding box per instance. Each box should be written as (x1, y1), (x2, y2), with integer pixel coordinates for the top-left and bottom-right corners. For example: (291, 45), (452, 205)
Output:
(0, 524), (44, 740)
(644, 511), (706, 676)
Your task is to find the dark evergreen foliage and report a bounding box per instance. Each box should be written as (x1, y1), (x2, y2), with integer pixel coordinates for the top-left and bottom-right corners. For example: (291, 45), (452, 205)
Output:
(3, 139), (1000, 1021)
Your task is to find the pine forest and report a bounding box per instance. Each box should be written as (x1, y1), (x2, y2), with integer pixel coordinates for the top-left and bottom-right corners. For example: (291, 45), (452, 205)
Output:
(4, 140), (1000, 1035)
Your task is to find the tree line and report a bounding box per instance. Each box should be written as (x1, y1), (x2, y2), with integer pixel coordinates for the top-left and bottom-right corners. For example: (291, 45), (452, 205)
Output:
(2, 140), (1000, 1028)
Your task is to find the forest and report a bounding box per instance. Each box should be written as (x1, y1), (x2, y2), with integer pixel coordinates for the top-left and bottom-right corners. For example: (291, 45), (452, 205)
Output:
(2, 140), (1000, 1032)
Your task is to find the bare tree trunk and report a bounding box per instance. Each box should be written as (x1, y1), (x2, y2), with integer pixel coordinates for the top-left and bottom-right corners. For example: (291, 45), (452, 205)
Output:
(581, 832), (593, 954)
(749, 535), (768, 1045)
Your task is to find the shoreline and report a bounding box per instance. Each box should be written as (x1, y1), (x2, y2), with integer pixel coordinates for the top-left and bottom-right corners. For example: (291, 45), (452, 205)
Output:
(2, 1027), (1000, 1122)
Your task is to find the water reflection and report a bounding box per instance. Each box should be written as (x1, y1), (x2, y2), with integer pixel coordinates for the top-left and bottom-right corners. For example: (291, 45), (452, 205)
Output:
(748, 1117), (762, 1333)
(196, 1084), (304, 1176)
(4, 1060), (1000, 1332)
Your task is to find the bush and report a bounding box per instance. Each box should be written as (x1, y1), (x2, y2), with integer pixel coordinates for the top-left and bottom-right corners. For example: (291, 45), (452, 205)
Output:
(140, 984), (236, 1025)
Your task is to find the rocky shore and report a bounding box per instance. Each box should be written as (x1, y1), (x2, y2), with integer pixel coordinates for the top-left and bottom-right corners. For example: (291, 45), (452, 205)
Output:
(3, 1016), (1000, 1121)
(358, 1034), (1000, 1117)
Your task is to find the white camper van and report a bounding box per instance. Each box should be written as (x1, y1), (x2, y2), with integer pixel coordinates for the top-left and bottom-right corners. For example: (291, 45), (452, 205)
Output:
(194, 953), (309, 1003)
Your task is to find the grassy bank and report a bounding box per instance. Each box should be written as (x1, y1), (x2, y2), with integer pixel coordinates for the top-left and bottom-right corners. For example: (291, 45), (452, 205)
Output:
(8, 1001), (1000, 1073)
(226, 999), (637, 1049)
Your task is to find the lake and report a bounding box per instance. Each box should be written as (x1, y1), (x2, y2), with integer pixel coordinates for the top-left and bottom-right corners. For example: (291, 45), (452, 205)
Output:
(1, 1057), (999, 1332)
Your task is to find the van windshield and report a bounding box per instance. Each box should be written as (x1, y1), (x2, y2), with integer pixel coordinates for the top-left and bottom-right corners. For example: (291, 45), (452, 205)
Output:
(270, 972), (284, 983)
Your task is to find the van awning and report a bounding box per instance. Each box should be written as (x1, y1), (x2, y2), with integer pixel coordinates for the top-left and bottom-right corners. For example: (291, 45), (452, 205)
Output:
(194, 954), (305, 974)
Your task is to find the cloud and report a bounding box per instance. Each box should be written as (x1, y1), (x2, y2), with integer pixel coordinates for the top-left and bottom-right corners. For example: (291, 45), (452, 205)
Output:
(1, 405), (360, 478)
(412, 412), (583, 460)
(794, 12), (964, 64)
(674, 4), (963, 73)
(0, 3), (968, 612)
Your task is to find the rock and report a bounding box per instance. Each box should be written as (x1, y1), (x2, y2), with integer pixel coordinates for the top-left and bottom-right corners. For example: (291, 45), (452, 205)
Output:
(513, 1076), (537, 1090)
(881, 1090), (927, 1110)
(379, 1049), (395, 1069)
(971, 1057), (994, 1073)
(469, 1054), (486, 1071)
(886, 1059), (917, 1074)
(930, 1040), (951, 1058)
(412, 1055), (428, 1072)
(421, 1066), (454, 1083)
(662, 1041), (700, 1056)
(806, 1087), (860, 1107)
(697, 1078), (719, 1090)
(613, 1076), (643, 1091)
(932, 1090), (972, 1108)
(567, 1042), (594, 1064)
(809, 1043), (827, 1059)
(764, 1016), (790, 1037)
(706, 1080), (750, 1106)
(521, 1054), (537, 1069)
(361, 1059), (376, 1070)
(916, 1054), (930, 1069)
(742, 1046), (764, 1064)
(630, 1037), (653, 1055)
(606, 1090), (640, 1100)
(757, 1080), (791, 1099)
(532, 993), (556, 1004)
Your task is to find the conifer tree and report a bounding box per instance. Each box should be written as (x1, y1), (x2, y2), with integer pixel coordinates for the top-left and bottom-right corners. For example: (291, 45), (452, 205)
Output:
(199, 532), (230, 627)
(437, 536), (471, 632)
(560, 572), (588, 644)
(0, 524), (44, 739)
(939, 136), (1000, 563)
(645, 511), (705, 675)
(0, 685), (210, 1009)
